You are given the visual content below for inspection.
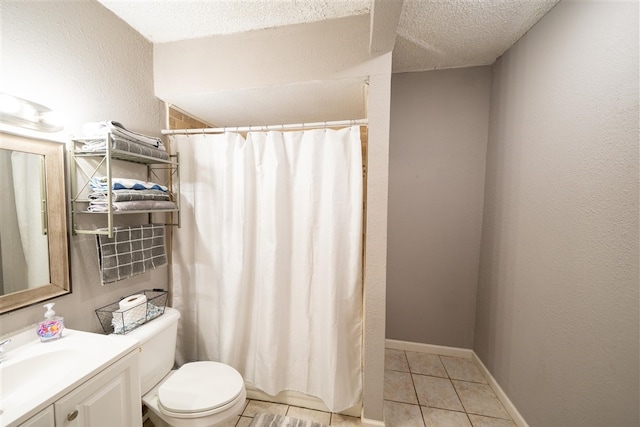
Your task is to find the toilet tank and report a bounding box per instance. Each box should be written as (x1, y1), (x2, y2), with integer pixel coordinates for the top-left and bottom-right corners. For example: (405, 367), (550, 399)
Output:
(122, 306), (181, 395)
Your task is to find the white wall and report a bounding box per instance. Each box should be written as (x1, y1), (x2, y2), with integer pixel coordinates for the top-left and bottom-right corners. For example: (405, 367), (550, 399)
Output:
(0, 1), (166, 334)
(387, 67), (491, 348)
(475, 1), (639, 425)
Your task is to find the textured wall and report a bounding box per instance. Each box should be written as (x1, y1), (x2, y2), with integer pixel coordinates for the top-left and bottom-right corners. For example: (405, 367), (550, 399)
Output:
(387, 67), (491, 348)
(0, 1), (166, 334)
(475, 1), (639, 425)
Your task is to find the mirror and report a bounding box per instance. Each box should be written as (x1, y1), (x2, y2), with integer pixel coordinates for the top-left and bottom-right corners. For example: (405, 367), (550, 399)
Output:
(0, 132), (70, 313)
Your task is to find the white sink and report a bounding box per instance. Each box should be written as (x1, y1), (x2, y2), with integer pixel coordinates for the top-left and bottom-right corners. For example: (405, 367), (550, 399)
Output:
(0, 327), (139, 427)
(2, 348), (82, 403)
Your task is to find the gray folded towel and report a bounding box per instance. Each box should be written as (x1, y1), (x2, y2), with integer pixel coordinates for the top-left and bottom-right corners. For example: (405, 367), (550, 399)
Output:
(96, 224), (167, 284)
(80, 135), (169, 161)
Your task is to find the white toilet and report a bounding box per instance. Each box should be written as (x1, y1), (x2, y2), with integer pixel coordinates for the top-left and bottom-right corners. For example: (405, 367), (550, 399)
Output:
(122, 307), (246, 427)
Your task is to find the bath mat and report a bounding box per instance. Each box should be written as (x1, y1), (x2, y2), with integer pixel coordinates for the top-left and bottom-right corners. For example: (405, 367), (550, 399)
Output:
(249, 413), (330, 427)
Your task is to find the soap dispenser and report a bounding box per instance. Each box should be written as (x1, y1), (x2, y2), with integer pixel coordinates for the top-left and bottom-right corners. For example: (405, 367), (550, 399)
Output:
(37, 303), (64, 342)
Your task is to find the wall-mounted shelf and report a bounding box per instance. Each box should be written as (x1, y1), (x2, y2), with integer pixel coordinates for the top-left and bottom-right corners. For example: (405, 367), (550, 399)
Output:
(69, 134), (180, 237)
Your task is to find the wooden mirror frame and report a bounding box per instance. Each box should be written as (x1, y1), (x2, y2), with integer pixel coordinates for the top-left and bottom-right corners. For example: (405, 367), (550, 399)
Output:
(0, 132), (71, 313)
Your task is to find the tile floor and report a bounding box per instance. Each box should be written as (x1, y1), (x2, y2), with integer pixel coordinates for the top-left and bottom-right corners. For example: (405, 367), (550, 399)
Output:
(218, 400), (362, 426)
(143, 399), (361, 427)
(384, 348), (516, 427)
(145, 348), (515, 427)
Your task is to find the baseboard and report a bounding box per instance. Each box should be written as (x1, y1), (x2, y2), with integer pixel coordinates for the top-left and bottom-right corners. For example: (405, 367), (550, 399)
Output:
(385, 339), (473, 359)
(386, 339), (528, 427)
(244, 382), (361, 418)
(471, 353), (529, 427)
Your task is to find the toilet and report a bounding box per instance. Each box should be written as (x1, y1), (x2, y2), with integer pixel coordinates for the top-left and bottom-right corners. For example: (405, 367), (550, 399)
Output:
(121, 307), (246, 427)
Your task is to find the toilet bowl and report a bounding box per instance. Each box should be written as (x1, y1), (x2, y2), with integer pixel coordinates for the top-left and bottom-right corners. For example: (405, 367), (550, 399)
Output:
(118, 307), (246, 427)
(142, 362), (246, 427)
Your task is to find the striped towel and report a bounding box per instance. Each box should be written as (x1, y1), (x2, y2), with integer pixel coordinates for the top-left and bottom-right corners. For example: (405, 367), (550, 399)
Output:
(90, 177), (168, 192)
(96, 224), (167, 284)
(249, 413), (329, 427)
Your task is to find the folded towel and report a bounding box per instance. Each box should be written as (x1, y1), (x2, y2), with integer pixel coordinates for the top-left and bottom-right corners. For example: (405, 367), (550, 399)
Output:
(87, 200), (177, 213)
(82, 120), (165, 150)
(96, 224), (167, 284)
(89, 189), (171, 202)
(80, 135), (169, 161)
(90, 177), (168, 192)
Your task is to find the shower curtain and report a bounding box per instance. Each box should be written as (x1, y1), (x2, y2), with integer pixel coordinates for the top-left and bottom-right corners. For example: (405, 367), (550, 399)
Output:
(171, 126), (363, 412)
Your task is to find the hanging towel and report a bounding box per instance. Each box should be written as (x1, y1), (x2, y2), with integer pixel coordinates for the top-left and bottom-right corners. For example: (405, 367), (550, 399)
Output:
(96, 224), (167, 284)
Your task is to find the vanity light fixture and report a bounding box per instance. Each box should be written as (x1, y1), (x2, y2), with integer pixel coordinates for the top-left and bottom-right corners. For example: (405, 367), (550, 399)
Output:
(0, 93), (65, 132)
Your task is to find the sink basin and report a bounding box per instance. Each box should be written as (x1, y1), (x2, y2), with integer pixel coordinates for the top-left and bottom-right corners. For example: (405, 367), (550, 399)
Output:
(0, 327), (138, 427)
(1, 349), (84, 403)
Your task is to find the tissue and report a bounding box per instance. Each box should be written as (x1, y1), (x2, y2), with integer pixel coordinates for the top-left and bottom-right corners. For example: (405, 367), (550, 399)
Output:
(112, 294), (147, 332)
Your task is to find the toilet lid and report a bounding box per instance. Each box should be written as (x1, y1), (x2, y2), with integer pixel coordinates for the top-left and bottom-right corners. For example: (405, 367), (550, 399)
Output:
(158, 361), (244, 415)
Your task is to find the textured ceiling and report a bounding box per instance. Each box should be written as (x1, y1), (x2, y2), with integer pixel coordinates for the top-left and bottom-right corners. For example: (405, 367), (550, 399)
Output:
(98, 0), (371, 43)
(393, 0), (558, 72)
(96, 0), (558, 126)
(99, 0), (558, 73)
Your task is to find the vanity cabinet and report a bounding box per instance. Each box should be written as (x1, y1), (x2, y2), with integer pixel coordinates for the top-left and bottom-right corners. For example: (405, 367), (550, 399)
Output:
(19, 406), (54, 427)
(16, 350), (140, 427)
(53, 350), (140, 427)
(69, 134), (180, 237)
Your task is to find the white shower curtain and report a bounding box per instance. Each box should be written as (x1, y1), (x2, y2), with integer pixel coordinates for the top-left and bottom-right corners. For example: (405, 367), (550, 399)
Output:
(171, 126), (363, 412)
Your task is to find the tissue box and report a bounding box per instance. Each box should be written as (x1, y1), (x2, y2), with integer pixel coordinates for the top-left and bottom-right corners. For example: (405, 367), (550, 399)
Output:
(95, 289), (168, 334)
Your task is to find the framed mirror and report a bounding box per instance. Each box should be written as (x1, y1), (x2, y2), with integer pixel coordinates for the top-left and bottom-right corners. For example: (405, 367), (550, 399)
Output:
(0, 132), (70, 313)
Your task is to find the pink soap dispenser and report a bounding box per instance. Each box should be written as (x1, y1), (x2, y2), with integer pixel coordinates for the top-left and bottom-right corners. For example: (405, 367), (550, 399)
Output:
(37, 303), (64, 342)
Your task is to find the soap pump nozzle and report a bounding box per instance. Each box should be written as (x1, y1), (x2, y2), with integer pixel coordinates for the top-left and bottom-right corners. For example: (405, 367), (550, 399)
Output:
(44, 303), (56, 319)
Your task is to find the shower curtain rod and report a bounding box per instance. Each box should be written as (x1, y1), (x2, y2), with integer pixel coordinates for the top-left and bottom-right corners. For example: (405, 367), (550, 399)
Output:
(161, 119), (368, 135)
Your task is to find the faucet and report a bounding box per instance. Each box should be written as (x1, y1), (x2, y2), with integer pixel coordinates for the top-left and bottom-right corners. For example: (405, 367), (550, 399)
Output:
(0, 338), (11, 362)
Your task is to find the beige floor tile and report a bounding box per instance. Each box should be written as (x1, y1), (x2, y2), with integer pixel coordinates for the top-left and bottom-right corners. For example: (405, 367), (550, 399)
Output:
(439, 356), (486, 384)
(242, 399), (289, 417)
(422, 407), (472, 427)
(286, 406), (331, 425)
(384, 370), (419, 404)
(452, 381), (510, 419)
(236, 416), (254, 427)
(406, 351), (448, 378)
(217, 415), (241, 427)
(331, 413), (362, 426)
(384, 401), (425, 427)
(413, 375), (464, 411)
(468, 414), (517, 427)
(386, 348), (410, 372)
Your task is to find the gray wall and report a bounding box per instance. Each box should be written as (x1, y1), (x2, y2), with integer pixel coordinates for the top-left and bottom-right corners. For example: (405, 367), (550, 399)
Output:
(0, 1), (167, 335)
(475, 1), (639, 426)
(387, 67), (491, 348)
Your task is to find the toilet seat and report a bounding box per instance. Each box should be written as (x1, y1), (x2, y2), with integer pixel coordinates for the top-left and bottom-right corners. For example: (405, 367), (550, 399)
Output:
(157, 361), (245, 419)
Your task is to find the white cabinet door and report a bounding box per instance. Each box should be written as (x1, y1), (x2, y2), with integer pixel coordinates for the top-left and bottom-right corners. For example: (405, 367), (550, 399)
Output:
(54, 350), (141, 427)
(19, 406), (54, 427)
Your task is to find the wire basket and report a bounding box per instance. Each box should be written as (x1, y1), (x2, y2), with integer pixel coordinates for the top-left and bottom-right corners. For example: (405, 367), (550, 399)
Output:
(95, 289), (168, 334)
